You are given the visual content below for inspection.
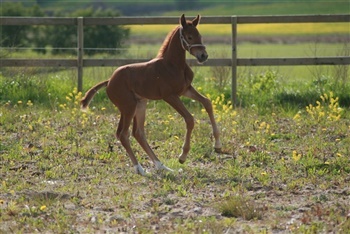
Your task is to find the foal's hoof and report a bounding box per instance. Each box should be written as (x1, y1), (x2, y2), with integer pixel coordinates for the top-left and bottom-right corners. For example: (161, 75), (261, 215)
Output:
(214, 147), (222, 153)
(179, 158), (185, 164)
(134, 164), (147, 176)
(155, 161), (174, 173)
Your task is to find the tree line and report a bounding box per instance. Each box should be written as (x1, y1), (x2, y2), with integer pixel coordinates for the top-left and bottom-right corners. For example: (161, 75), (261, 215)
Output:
(0, 2), (129, 55)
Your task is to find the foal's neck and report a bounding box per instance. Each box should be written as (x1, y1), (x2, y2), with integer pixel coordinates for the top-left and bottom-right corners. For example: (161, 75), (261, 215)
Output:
(157, 27), (186, 67)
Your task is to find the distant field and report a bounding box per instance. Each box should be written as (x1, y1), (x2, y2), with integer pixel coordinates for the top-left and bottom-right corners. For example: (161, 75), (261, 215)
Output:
(5, 41), (347, 83)
(27, 0), (349, 16)
(122, 42), (348, 84)
(164, 2), (349, 16)
(129, 22), (350, 39)
(124, 43), (346, 58)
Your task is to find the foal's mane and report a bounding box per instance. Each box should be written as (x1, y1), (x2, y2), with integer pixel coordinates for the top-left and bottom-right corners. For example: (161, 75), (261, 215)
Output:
(156, 26), (180, 58)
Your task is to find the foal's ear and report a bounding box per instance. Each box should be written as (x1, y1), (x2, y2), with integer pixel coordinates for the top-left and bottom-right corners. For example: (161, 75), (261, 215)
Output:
(180, 14), (187, 28)
(192, 15), (201, 27)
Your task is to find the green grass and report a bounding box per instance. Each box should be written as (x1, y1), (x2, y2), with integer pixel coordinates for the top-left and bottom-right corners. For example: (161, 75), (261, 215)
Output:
(1, 78), (349, 232)
(1, 31), (350, 233)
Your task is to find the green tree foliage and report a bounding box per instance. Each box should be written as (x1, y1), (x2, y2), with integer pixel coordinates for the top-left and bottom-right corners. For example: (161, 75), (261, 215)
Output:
(77, 7), (129, 56)
(37, 7), (129, 55)
(0, 2), (27, 47)
(1, 3), (129, 55)
(0, 3), (44, 48)
(35, 9), (77, 55)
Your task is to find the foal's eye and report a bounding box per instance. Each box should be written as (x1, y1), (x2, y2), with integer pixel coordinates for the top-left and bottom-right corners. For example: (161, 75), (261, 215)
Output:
(188, 36), (193, 40)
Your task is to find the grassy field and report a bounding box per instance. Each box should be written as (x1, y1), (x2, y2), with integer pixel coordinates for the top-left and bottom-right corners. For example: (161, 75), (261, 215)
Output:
(1, 75), (350, 232)
(1, 43), (350, 232)
(1, 3), (350, 231)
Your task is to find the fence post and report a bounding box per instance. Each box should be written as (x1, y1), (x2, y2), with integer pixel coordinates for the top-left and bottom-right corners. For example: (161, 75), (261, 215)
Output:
(77, 17), (84, 92)
(231, 16), (238, 106)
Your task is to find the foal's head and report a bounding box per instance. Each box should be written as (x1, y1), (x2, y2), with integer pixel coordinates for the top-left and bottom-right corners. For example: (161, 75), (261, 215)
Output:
(179, 14), (208, 63)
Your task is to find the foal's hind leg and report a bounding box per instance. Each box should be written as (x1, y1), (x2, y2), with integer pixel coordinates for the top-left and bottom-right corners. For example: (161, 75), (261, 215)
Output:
(117, 108), (146, 175)
(116, 115), (124, 140)
(132, 99), (174, 172)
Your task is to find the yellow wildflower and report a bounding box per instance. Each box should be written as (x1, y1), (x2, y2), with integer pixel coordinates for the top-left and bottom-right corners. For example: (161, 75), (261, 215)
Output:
(26, 100), (33, 106)
(40, 205), (47, 211)
(292, 150), (302, 162)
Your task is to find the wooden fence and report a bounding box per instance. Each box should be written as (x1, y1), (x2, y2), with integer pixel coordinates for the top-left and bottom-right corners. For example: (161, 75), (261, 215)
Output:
(1, 14), (349, 104)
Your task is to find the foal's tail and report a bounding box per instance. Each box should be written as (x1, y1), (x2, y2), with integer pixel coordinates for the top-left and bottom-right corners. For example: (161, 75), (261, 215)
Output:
(81, 80), (109, 110)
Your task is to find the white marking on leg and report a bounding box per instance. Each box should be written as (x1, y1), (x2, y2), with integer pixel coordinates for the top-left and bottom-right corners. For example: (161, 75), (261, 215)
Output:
(155, 161), (174, 172)
(134, 163), (147, 176)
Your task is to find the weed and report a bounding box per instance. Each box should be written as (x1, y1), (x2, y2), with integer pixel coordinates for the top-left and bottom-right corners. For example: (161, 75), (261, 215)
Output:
(5, 201), (21, 217)
(217, 194), (263, 220)
(209, 51), (231, 91)
(305, 91), (343, 122)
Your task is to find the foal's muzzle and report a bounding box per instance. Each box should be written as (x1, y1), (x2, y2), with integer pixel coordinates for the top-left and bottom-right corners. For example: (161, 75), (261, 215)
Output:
(193, 49), (208, 64)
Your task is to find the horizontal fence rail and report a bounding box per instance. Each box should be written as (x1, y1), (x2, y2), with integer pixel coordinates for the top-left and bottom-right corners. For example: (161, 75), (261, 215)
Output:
(1, 14), (349, 104)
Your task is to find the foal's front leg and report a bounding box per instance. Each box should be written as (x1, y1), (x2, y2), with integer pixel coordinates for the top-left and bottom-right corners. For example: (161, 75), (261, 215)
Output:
(183, 86), (222, 152)
(164, 95), (195, 164)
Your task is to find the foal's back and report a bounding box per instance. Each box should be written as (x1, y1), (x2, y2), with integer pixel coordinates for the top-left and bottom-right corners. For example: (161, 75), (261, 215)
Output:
(107, 56), (190, 102)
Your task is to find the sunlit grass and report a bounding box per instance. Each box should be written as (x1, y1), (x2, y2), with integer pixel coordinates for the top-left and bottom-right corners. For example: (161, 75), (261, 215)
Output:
(1, 16), (349, 232)
(1, 84), (349, 232)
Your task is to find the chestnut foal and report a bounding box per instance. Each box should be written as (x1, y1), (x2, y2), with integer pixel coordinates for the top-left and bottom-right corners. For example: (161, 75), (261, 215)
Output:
(81, 14), (221, 175)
